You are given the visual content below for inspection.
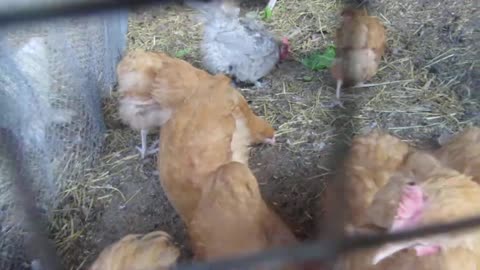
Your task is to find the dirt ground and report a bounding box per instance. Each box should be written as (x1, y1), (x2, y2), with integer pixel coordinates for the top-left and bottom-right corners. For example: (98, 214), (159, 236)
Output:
(52, 0), (479, 269)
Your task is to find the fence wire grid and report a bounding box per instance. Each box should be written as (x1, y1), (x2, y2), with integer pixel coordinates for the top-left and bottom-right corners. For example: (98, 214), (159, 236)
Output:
(0, 0), (478, 270)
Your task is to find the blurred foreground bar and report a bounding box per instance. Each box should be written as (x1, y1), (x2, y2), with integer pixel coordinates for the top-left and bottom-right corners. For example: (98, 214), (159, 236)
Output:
(0, 0), (212, 26)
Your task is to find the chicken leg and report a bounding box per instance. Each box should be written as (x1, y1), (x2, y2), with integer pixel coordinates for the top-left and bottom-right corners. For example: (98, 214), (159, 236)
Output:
(254, 78), (272, 90)
(326, 79), (345, 108)
(136, 129), (160, 159)
(254, 80), (264, 89)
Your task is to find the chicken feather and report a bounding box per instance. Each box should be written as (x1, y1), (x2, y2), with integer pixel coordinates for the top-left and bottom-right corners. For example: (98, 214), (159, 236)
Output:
(330, 7), (386, 107)
(117, 50), (208, 158)
(188, 161), (298, 270)
(371, 169), (480, 267)
(435, 127), (480, 183)
(157, 71), (275, 225)
(340, 130), (410, 228)
(88, 231), (179, 270)
(187, 0), (289, 87)
(333, 130), (480, 270)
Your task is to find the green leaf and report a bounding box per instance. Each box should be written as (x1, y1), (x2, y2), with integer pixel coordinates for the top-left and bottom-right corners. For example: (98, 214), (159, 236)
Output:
(301, 46), (336, 71)
(175, 48), (191, 58)
(302, 76), (313, 82)
(261, 7), (273, 20)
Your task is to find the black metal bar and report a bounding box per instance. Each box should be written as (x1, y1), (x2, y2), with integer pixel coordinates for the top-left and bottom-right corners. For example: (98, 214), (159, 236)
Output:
(0, 128), (64, 270)
(0, 0), (211, 26)
(174, 215), (480, 270)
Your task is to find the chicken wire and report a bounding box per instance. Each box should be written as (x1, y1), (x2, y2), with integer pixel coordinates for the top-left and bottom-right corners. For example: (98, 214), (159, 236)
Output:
(0, 10), (127, 270)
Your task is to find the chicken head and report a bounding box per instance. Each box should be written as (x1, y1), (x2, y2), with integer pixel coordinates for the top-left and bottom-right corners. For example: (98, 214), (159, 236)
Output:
(279, 37), (290, 61)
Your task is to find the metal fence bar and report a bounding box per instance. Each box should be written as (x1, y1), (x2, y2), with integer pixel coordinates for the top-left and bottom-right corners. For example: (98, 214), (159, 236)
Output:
(174, 215), (480, 270)
(0, 0), (212, 26)
(0, 128), (64, 270)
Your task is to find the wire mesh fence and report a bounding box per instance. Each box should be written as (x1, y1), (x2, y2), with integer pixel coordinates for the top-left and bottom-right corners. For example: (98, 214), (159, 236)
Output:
(0, 0), (478, 270)
(0, 3), (127, 269)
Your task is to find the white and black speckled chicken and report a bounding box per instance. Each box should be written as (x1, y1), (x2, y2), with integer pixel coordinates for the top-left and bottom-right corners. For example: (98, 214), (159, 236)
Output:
(187, 0), (290, 88)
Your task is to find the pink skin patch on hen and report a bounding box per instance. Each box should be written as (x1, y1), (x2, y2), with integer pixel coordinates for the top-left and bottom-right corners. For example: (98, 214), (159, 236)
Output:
(391, 184), (425, 230)
(414, 245), (441, 256)
(391, 183), (441, 257)
(264, 137), (275, 145)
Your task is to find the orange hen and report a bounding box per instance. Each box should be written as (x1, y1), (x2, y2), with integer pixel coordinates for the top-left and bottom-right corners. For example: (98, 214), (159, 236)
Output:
(334, 134), (480, 270)
(370, 167), (480, 267)
(366, 150), (446, 228)
(330, 8), (386, 107)
(116, 50), (208, 158)
(157, 71), (275, 225)
(435, 127), (480, 183)
(339, 130), (410, 228)
(188, 161), (299, 269)
(88, 231), (179, 270)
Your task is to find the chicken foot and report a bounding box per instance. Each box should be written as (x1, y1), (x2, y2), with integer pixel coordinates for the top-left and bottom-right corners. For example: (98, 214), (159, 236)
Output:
(326, 79), (345, 108)
(231, 78), (270, 90)
(253, 78), (273, 90)
(254, 80), (264, 88)
(136, 129), (160, 159)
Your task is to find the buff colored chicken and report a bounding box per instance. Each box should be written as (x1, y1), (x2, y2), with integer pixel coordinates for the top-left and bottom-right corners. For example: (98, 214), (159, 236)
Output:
(330, 8), (386, 107)
(338, 131), (410, 228)
(187, 0), (290, 88)
(88, 231), (180, 270)
(333, 133), (480, 270)
(370, 167), (480, 267)
(117, 50), (210, 158)
(157, 71), (275, 225)
(435, 127), (480, 183)
(188, 161), (299, 269)
(365, 151), (447, 228)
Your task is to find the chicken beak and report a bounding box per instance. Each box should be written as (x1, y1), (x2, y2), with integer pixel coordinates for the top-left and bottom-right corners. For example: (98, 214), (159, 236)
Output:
(372, 241), (416, 265)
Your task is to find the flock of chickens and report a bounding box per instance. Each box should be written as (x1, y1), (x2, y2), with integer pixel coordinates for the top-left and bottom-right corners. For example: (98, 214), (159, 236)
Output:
(86, 1), (480, 270)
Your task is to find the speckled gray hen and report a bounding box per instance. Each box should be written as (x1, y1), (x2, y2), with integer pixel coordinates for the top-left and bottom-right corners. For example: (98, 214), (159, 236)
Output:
(187, 0), (289, 87)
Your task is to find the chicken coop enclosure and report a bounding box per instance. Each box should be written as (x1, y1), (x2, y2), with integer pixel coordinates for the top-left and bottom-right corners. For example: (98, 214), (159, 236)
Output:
(0, 0), (479, 270)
